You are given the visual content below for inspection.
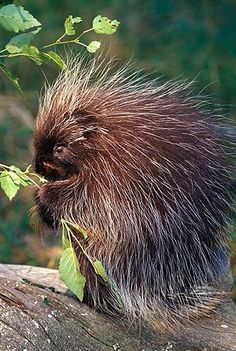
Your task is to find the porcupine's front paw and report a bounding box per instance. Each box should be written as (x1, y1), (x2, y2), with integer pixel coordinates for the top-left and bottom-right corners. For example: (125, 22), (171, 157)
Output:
(35, 183), (60, 228)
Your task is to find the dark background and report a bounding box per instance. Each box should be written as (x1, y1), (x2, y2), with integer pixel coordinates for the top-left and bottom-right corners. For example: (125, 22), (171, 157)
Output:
(0, 0), (235, 295)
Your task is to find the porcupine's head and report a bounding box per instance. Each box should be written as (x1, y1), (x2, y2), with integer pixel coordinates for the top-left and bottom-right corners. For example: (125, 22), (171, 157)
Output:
(33, 56), (232, 332)
(34, 62), (111, 182)
(33, 57), (123, 228)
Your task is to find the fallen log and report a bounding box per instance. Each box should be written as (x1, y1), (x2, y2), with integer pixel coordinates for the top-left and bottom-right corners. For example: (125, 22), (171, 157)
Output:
(0, 264), (235, 351)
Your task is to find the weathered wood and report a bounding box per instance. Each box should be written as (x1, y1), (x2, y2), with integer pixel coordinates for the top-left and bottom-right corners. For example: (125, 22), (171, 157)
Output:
(0, 264), (235, 351)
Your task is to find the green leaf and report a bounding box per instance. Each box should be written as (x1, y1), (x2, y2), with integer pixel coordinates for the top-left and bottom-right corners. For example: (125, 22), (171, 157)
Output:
(62, 233), (71, 250)
(64, 15), (82, 36)
(21, 45), (43, 65)
(9, 165), (21, 172)
(43, 51), (66, 70)
(0, 4), (41, 33)
(0, 170), (20, 200)
(92, 15), (120, 35)
(0, 64), (23, 95)
(18, 165), (47, 185)
(5, 28), (41, 53)
(92, 260), (109, 283)
(72, 17), (82, 24)
(8, 170), (22, 185)
(59, 247), (86, 302)
(9, 166), (32, 186)
(87, 41), (101, 53)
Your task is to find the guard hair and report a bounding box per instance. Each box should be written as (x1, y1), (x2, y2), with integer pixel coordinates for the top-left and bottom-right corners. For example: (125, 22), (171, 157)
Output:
(34, 55), (232, 333)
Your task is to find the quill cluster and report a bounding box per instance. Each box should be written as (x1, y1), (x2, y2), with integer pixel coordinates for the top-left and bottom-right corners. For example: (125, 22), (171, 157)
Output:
(34, 57), (231, 332)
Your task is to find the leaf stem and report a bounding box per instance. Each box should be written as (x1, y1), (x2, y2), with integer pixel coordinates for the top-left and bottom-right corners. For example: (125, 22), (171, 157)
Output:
(76, 28), (94, 40)
(0, 164), (42, 189)
(56, 32), (67, 43)
(75, 42), (88, 49)
(28, 171), (46, 181)
(42, 39), (77, 49)
(0, 163), (11, 170)
(24, 175), (40, 189)
(0, 53), (25, 59)
(41, 28), (94, 50)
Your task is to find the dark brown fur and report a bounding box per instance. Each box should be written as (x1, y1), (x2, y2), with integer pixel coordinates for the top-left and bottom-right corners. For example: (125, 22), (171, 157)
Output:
(34, 58), (231, 332)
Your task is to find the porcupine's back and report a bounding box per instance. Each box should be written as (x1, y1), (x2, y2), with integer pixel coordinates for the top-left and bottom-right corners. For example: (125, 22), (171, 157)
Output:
(34, 57), (232, 333)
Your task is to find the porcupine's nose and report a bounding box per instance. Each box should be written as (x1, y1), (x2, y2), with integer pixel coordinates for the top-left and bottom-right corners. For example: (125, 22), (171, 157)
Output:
(34, 155), (66, 181)
(33, 156), (54, 178)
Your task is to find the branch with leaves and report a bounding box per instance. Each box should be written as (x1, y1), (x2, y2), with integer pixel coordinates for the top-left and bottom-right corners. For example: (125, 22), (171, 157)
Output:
(0, 164), (47, 200)
(0, 3), (119, 94)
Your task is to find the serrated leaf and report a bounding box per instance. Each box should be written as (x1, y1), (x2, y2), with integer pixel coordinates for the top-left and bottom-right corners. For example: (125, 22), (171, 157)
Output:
(0, 170), (19, 200)
(64, 16), (74, 35)
(92, 15), (120, 35)
(92, 260), (109, 283)
(0, 64), (23, 95)
(59, 247), (86, 302)
(43, 51), (66, 70)
(0, 4), (41, 33)
(9, 166), (32, 186)
(64, 15), (82, 36)
(5, 28), (41, 53)
(21, 45), (43, 65)
(72, 17), (82, 24)
(87, 41), (101, 53)
(8, 170), (22, 185)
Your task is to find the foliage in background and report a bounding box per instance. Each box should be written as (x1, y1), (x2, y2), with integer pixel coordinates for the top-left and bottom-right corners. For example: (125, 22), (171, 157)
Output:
(0, 3), (119, 93)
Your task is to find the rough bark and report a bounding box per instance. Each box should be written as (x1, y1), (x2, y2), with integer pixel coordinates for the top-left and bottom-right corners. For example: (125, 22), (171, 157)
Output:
(0, 264), (235, 351)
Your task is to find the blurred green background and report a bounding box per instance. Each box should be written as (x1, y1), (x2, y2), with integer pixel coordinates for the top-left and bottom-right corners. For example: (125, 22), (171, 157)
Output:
(0, 0), (235, 294)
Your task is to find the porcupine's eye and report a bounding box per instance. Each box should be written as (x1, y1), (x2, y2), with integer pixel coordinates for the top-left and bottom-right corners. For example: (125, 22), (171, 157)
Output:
(53, 144), (67, 158)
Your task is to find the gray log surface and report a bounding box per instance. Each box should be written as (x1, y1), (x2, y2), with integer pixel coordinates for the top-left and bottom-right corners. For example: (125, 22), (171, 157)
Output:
(0, 264), (235, 351)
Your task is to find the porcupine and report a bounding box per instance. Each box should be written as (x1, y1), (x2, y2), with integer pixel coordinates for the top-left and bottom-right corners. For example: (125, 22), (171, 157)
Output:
(34, 57), (232, 333)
